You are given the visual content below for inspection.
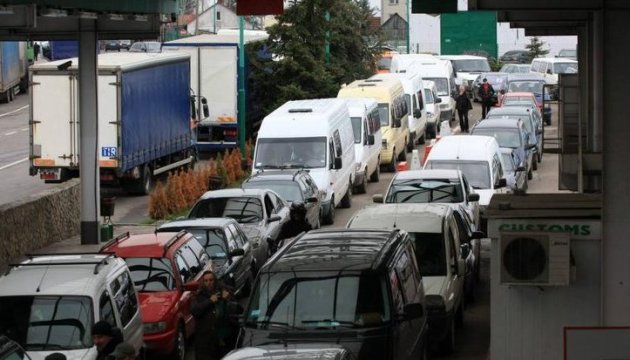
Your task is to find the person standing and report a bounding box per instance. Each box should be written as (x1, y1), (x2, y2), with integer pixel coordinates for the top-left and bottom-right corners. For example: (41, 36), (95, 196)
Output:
(276, 202), (312, 251)
(215, 287), (242, 358)
(478, 78), (495, 118)
(33, 42), (40, 61)
(91, 321), (123, 360)
(455, 85), (472, 133)
(191, 271), (222, 360)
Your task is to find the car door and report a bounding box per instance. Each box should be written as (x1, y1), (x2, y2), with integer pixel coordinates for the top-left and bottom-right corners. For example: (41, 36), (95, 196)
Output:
(109, 271), (142, 350)
(225, 223), (251, 290)
(174, 245), (203, 336)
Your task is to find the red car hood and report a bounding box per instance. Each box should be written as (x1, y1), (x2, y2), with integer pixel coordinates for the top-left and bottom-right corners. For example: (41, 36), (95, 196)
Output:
(138, 291), (179, 323)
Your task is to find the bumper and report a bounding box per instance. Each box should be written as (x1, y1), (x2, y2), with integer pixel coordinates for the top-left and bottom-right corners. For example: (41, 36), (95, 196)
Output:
(144, 328), (177, 354)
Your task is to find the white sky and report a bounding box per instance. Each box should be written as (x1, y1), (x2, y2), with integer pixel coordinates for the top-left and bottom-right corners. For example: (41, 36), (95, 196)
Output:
(369, 0), (381, 15)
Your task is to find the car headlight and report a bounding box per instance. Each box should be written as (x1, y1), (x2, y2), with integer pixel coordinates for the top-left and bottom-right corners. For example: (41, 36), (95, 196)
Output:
(144, 321), (168, 334)
(425, 295), (446, 312)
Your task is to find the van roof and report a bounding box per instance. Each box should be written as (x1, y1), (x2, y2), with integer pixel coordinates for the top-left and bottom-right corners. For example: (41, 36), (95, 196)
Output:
(0, 254), (126, 296)
(31, 52), (190, 72)
(507, 73), (546, 82)
(338, 77), (403, 102)
(347, 204), (449, 234)
(439, 55), (487, 60)
(426, 135), (499, 161)
(393, 168), (462, 180)
(531, 57), (577, 64)
(260, 98), (350, 137)
(344, 97), (378, 117)
(473, 118), (522, 129)
(262, 229), (403, 272)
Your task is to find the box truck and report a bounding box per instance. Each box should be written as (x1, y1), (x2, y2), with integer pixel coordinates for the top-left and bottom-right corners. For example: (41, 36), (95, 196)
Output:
(29, 52), (197, 194)
(0, 41), (28, 103)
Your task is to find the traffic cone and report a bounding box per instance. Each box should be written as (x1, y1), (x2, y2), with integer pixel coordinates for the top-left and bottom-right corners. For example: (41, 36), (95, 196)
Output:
(423, 139), (436, 165)
(410, 149), (422, 170)
(396, 161), (409, 172)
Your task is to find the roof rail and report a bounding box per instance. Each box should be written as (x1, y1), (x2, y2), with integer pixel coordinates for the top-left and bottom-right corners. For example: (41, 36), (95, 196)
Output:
(10, 253), (116, 275)
(164, 230), (189, 255)
(99, 231), (130, 252)
(371, 229), (402, 270)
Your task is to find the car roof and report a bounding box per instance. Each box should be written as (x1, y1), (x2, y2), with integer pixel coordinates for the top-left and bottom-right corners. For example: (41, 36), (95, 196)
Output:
(393, 169), (462, 180)
(157, 217), (237, 230)
(101, 231), (192, 258)
(199, 188), (269, 200)
(504, 92), (536, 97)
(474, 118), (522, 129)
(507, 73), (546, 81)
(263, 229), (402, 273)
(488, 106), (532, 116)
(224, 344), (349, 360)
(0, 254), (126, 296)
(347, 204), (449, 234)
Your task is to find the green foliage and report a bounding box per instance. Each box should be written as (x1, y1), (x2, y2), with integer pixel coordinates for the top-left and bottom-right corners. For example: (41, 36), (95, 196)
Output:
(525, 37), (549, 61)
(246, 0), (381, 121)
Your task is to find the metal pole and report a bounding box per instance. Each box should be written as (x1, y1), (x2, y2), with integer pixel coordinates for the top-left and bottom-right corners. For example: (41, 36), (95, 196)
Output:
(406, 0), (411, 54)
(325, 11), (330, 64)
(238, 16), (246, 153)
(213, 0), (217, 33)
(194, 0), (200, 35)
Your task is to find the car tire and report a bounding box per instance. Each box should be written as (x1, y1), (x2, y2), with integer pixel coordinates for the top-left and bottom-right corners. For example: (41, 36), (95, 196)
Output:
(322, 197), (335, 225)
(386, 150), (396, 172)
(171, 325), (186, 360)
(532, 157), (538, 170)
(355, 170), (368, 194)
(340, 184), (352, 208)
(528, 168), (533, 180)
(417, 132), (425, 145)
(397, 146), (407, 161)
(406, 137), (414, 153)
(456, 296), (465, 327)
(370, 161), (380, 182)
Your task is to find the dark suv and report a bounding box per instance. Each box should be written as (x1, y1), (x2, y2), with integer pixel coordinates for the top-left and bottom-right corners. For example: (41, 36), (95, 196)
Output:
(242, 169), (321, 229)
(239, 229), (429, 360)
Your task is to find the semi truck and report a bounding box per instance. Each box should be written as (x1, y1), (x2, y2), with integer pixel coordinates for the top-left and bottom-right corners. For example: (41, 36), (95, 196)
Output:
(0, 41), (28, 103)
(29, 52), (198, 194)
(162, 30), (268, 152)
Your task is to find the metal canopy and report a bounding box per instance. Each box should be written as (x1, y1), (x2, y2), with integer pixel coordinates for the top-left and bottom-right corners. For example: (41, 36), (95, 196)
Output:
(0, 1), (179, 40)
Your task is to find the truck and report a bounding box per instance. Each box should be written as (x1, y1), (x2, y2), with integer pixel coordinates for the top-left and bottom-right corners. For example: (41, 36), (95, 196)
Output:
(29, 52), (197, 194)
(0, 41), (28, 103)
(43, 40), (79, 60)
(162, 30), (268, 152)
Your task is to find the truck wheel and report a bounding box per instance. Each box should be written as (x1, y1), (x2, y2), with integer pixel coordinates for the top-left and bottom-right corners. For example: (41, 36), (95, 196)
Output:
(340, 184), (352, 208)
(171, 325), (186, 360)
(128, 165), (153, 195)
(439, 318), (456, 355)
(387, 150), (397, 172)
(370, 161), (380, 182)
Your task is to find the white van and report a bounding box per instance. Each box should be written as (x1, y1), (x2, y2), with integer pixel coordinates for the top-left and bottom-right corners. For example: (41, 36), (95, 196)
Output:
(338, 77), (409, 172)
(344, 97), (383, 193)
(439, 55), (491, 98)
(423, 135), (507, 232)
(423, 80), (442, 139)
(529, 57), (578, 86)
(253, 98), (356, 225)
(389, 53), (436, 74)
(370, 72), (427, 151)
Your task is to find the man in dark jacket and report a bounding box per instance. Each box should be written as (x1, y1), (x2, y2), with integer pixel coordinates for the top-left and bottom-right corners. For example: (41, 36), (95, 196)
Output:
(478, 78), (496, 118)
(191, 270), (222, 360)
(276, 202), (312, 251)
(91, 320), (123, 360)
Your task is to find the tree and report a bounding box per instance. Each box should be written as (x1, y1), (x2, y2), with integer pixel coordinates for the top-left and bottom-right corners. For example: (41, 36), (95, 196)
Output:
(525, 36), (549, 61)
(245, 0), (382, 125)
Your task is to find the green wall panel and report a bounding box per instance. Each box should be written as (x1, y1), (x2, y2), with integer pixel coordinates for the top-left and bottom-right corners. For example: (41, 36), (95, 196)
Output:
(441, 11), (497, 58)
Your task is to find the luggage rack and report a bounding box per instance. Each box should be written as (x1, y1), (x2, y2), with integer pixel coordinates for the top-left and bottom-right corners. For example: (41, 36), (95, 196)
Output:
(9, 252), (117, 275)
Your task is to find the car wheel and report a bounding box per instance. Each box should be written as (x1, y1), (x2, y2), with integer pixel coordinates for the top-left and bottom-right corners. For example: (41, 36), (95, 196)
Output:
(355, 170), (368, 194)
(417, 132), (425, 145)
(456, 296), (465, 327)
(340, 184), (352, 208)
(370, 161), (380, 182)
(528, 168), (533, 180)
(322, 197), (335, 225)
(397, 145), (407, 161)
(532, 158), (538, 170)
(537, 151), (542, 163)
(406, 137), (415, 153)
(171, 325), (186, 360)
(386, 150), (397, 172)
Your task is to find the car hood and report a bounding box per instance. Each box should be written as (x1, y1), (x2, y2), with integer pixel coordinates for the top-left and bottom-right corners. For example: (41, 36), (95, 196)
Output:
(138, 291), (179, 323)
(240, 223), (264, 243)
(28, 348), (96, 360)
(423, 276), (448, 296)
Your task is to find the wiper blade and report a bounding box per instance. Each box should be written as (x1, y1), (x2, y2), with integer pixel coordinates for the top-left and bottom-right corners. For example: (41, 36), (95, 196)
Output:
(255, 320), (299, 329)
(301, 319), (355, 328)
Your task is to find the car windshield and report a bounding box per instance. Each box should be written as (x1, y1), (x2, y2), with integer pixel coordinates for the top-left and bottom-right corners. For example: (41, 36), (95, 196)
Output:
(385, 178), (464, 204)
(254, 137), (327, 169)
(126, 257), (176, 292)
(471, 129), (521, 149)
(452, 59), (491, 72)
(246, 272), (390, 329)
(189, 197), (264, 223)
(350, 117), (362, 144)
(376, 103), (390, 127)
(408, 233), (446, 276)
(423, 88), (434, 104)
(0, 296), (93, 351)
(425, 160), (491, 189)
(243, 180), (303, 203)
(508, 81), (544, 94)
(487, 113), (534, 134)
(554, 62), (578, 73)
(424, 78), (448, 96)
(185, 228), (228, 259)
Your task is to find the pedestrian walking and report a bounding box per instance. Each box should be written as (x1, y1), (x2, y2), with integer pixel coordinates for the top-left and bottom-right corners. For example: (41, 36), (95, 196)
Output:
(190, 271), (222, 360)
(91, 320), (123, 360)
(455, 85), (472, 132)
(33, 42), (40, 61)
(478, 78), (495, 118)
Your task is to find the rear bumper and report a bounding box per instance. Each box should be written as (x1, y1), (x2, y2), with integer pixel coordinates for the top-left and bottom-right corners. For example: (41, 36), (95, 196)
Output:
(144, 328), (177, 354)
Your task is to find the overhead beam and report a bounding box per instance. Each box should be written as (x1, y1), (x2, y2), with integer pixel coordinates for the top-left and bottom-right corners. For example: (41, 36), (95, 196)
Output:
(525, 28), (580, 36)
(497, 10), (591, 22)
(469, 0), (602, 11)
(0, 0), (179, 14)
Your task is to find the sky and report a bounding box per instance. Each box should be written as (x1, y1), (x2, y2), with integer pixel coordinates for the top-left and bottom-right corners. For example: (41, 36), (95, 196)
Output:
(369, 0), (381, 15)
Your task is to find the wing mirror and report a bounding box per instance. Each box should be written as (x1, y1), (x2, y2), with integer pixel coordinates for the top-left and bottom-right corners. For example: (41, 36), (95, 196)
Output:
(201, 97), (210, 118)
(414, 109), (422, 118)
(366, 134), (375, 146)
(268, 214), (281, 223)
(372, 194), (384, 203)
(516, 165), (526, 172)
(467, 193), (480, 202)
(392, 118), (402, 128)
(435, 97), (442, 103)
(471, 230), (485, 239)
(305, 196), (319, 203)
(496, 178), (507, 188)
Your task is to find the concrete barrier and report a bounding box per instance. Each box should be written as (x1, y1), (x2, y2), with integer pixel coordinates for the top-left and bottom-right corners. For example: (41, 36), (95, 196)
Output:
(0, 179), (80, 271)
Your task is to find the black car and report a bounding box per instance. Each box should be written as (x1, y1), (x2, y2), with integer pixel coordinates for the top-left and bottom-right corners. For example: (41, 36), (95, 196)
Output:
(156, 217), (257, 297)
(242, 169), (322, 229)
(500, 50), (530, 64)
(472, 72), (509, 103)
(239, 229), (429, 360)
(0, 336), (31, 360)
(104, 40), (121, 51)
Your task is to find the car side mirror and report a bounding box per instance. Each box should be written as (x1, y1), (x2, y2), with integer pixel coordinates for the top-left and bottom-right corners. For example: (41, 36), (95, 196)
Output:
(184, 281), (199, 292)
(268, 214), (281, 223)
(201, 97), (210, 118)
(460, 243), (470, 259)
(372, 194), (384, 203)
(402, 302), (424, 320)
(435, 97), (442, 103)
(392, 118), (401, 128)
(516, 165), (526, 172)
(472, 230), (485, 239)
(414, 109), (422, 118)
(305, 196), (319, 203)
(333, 156), (342, 170)
(229, 248), (245, 257)
(467, 193), (480, 202)
(367, 134), (375, 145)
(496, 178), (507, 188)
(528, 143), (537, 149)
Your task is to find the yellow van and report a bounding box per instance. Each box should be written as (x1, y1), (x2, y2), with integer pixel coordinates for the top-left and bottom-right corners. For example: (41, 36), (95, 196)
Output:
(337, 77), (409, 172)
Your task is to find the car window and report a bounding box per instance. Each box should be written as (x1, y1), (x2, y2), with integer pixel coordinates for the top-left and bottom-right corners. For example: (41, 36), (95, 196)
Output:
(175, 253), (192, 283)
(446, 219), (458, 267)
(187, 239), (209, 266)
(333, 130), (342, 156)
(264, 195), (275, 217)
(178, 244), (203, 279)
(227, 224), (246, 248)
(190, 197), (263, 224)
(395, 250), (418, 303)
(225, 226), (239, 252)
(269, 192), (285, 212)
(233, 224), (250, 246)
(126, 257), (176, 291)
(99, 291), (115, 325)
(389, 270), (405, 314)
(113, 272), (139, 327)
(186, 228), (228, 258)
(409, 232), (446, 276)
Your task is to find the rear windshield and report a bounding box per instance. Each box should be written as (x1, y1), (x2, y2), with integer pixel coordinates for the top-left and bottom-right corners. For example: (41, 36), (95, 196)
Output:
(409, 232), (446, 276)
(471, 128), (522, 149)
(189, 197), (263, 224)
(385, 178), (463, 204)
(0, 296), (93, 351)
(126, 257), (176, 292)
(243, 180), (303, 203)
(425, 160), (491, 189)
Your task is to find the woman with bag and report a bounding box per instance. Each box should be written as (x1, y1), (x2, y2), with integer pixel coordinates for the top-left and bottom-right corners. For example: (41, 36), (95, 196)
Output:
(455, 85), (473, 133)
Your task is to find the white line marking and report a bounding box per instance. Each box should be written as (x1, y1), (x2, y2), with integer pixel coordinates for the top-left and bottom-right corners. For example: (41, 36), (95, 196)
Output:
(0, 157), (28, 171)
(0, 105), (29, 119)
(4, 131), (16, 136)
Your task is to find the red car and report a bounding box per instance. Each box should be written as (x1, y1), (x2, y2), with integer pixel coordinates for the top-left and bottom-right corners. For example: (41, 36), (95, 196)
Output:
(100, 231), (211, 360)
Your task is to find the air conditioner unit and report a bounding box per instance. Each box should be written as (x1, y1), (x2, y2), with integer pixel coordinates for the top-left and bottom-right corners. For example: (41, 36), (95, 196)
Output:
(499, 231), (571, 286)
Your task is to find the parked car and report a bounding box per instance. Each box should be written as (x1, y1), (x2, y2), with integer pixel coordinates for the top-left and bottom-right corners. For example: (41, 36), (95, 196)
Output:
(347, 204), (466, 355)
(188, 188), (290, 266)
(505, 73), (552, 125)
(557, 48), (577, 60)
(240, 229), (429, 360)
(156, 218), (257, 297)
(499, 63), (531, 73)
(470, 118), (534, 180)
(499, 50), (530, 64)
(486, 106), (543, 165)
(449, 204), (485, 301)
(0, 336), (31, 360)
(129, 41), (161, 53)
(225, 344), (357, 360)
(100, 231), (213, 360)
(0, 254), (144, 359)
(119, 40), (132, 50)
(472, 72), (509, 103)
(500, 147), (528, 193)
(423, 79), (442, 139)
(104, 40), (121, 51)
(242, 169), (322, 230)
(501, 91), (551, 125)
(373, 168), (480, 230)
